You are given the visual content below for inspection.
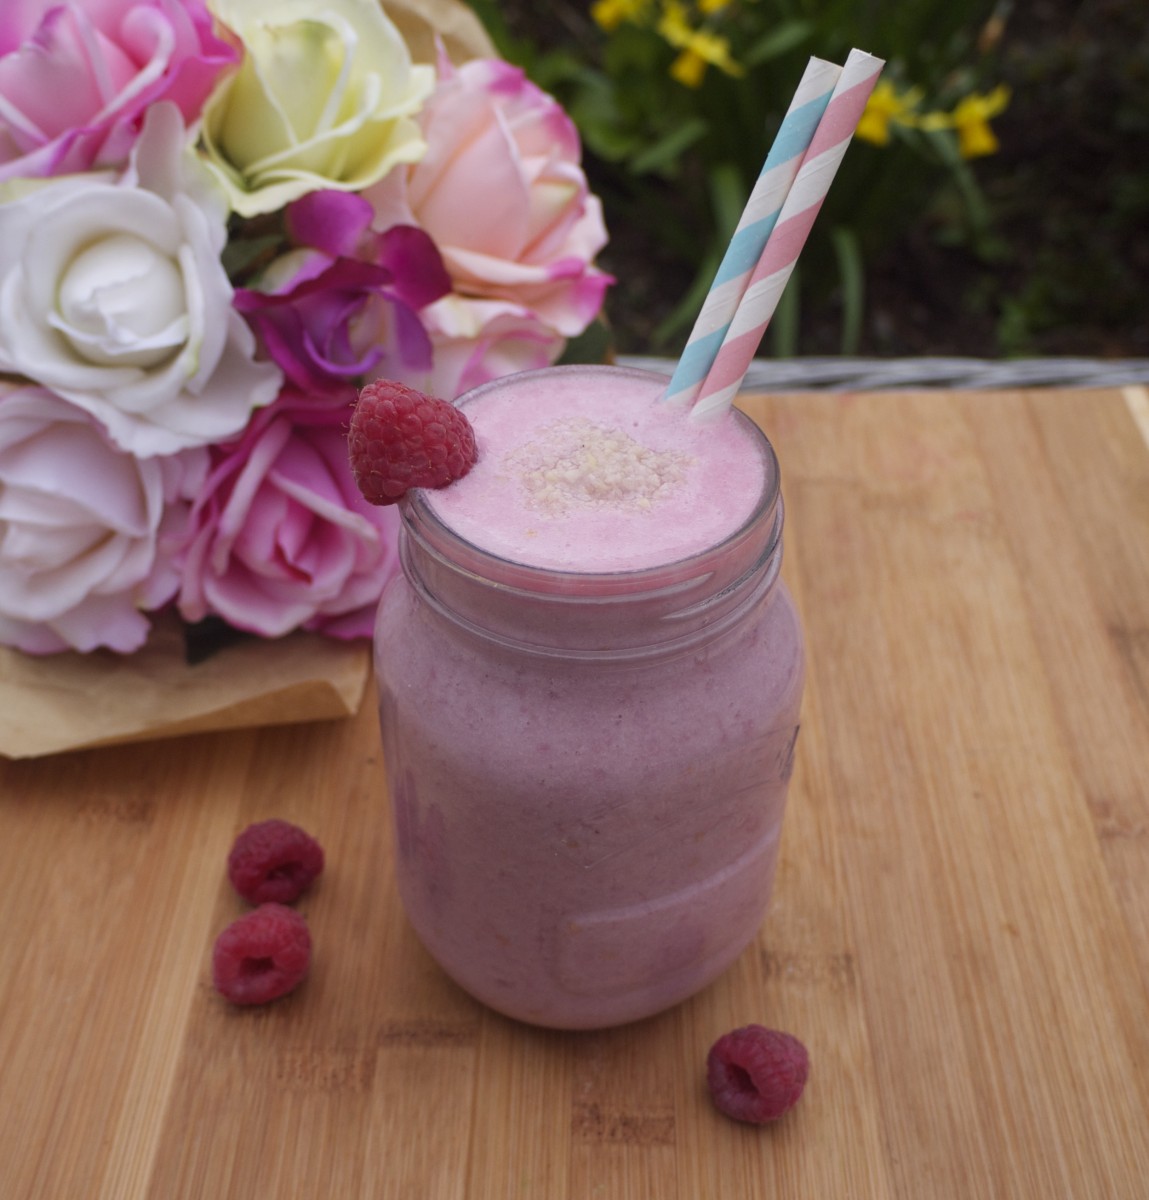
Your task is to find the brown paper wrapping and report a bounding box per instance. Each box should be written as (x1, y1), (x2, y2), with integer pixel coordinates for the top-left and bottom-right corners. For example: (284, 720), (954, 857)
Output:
(0, 615), (372, 758)
(383, 0), (497, 63)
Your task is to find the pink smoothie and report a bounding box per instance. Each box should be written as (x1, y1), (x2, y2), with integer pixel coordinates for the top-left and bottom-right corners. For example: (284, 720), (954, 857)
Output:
(374, 365), (804, 1028)
(426, 366), (765, 571)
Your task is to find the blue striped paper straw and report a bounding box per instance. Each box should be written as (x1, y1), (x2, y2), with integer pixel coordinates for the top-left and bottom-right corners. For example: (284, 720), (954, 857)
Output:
(661, 57), (843, 408)
(690, 49), (884, 421)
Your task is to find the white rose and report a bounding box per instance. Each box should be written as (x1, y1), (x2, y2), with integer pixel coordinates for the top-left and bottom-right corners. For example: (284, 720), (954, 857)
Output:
(0, 103), (282, 457)
(200, 0), (435, 217)
(0, 383), (208, 655)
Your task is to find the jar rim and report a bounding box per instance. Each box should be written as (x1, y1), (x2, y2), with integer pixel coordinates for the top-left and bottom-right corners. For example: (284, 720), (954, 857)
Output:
(401, 364), (781, 595)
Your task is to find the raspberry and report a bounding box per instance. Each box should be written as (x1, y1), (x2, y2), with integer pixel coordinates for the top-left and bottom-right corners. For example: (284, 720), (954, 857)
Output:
(348, 379), (477, 505)
(706, 1025), (809, 1124)
(227, 818), (324, 905)
(212, 903), (312, 1006)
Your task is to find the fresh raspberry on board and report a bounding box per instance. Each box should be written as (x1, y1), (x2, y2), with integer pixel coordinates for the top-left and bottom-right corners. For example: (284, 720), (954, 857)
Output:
(212, 903), (312, 1006)
(348, 379), (477, 505)
(706, 1025), (809, 1124)
(227, 818), (325, 905)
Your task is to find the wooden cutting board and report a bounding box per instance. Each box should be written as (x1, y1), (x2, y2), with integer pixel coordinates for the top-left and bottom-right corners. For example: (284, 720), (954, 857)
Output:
(2, 387), (1147, 1199)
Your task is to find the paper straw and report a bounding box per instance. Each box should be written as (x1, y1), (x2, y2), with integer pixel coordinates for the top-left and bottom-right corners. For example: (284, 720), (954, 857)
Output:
(688, 49), (885, 421)
(661, 57), (843, 409)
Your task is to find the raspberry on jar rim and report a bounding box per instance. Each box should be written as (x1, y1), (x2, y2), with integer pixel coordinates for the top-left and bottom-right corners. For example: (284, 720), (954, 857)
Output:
(348, 379), (478, 506)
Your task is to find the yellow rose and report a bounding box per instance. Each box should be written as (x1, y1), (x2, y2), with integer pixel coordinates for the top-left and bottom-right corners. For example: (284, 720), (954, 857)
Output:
(201, 0), (435, 217)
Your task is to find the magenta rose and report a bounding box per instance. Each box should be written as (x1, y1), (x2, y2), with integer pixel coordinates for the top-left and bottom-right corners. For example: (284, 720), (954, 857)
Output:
(177, 390), (400, 639)
(234, 190), (451, 393)
(0, 0), (236, 181)
(367, 51), (611, 346)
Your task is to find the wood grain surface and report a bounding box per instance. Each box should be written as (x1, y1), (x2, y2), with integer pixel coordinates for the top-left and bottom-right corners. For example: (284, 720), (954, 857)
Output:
(2, 387), (1147, 1200)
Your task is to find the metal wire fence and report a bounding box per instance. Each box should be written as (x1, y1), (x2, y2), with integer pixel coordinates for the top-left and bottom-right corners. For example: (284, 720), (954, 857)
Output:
(619, 356), (1149, 392)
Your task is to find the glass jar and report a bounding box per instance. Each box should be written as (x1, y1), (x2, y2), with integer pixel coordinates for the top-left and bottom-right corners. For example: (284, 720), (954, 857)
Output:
(373, 379), (805, 1029)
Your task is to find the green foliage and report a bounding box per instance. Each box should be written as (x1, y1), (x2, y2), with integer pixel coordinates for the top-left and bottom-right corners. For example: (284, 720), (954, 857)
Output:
(976, 1), (1149, 355)
(468, 0), (1013, 356)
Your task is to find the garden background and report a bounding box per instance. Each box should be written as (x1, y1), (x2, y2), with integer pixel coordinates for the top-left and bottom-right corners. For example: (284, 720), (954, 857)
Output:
(465, 0), (1147, 363)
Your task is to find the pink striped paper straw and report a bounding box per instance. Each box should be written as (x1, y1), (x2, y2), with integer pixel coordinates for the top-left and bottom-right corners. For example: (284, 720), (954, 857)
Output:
(689, 49), (885, 421)
(661, 56), (842, 409)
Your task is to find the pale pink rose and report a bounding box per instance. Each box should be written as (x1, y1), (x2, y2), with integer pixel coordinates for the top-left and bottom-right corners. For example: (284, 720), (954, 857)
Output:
(0, 383), (207, 654)
(391, 294), (564, 401)
(0, 0), (236, 181)
(177, 392), (400, 639)
(367, 51), (611, 342)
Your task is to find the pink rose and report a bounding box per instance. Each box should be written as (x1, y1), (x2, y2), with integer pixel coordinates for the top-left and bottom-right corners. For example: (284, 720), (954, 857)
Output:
(368, 52), (611, 343)
(177, 391), (400, 639)
(394, 295), (564, 401)
(0, 383), (207, 654)
(0, 0), (237, 181)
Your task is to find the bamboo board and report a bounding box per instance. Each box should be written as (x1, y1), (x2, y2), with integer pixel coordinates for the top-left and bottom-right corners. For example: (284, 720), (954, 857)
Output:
(1, 387), (1147, 1199)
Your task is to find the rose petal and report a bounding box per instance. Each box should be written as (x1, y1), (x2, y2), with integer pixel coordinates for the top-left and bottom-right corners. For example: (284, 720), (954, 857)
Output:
(176, 393), (400, 639)
(286, 190), (374, 257)
(0, 383), (203, 654)
(0, 106), (282, 455)
(0, 0), (236, 182)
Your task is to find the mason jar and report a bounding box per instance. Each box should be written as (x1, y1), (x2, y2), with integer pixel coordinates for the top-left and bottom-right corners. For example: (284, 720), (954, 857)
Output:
(373, 367), (805, 1029)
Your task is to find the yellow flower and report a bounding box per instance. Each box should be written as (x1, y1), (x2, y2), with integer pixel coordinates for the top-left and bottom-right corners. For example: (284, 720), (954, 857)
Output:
(920, 85), (1011, 159)
(656, 0), (695, 46)
(669, 49), (706, 88)
(591, 0), (652, 32)
(657, 1), (742, 87)
(950, 85), (1011, 158)
(855, 80), (923, 146)
(698, 0), (732, 12)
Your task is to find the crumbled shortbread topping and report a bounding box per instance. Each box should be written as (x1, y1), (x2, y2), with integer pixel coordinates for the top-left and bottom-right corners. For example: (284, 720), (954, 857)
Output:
(504, 417), (691, 515)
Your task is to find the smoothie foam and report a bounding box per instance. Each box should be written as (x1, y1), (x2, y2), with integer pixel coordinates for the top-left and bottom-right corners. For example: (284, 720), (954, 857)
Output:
(426, 366), (765, 573)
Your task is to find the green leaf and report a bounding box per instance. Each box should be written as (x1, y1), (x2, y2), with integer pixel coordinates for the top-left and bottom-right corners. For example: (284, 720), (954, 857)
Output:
(459, 0), (512, 54)
(653, 244), (724, 347)
(926, 128), (994, 252)
(769, 265), (801, 358)
(579, 122), (642, 163)
(708, 163), (748, 244)
(220, 234), (283, 285)
(629, 117), (709, 175)
(559, 318), (613, 365)
(742, 21), (815, 68)
(830, 226), (865, 354)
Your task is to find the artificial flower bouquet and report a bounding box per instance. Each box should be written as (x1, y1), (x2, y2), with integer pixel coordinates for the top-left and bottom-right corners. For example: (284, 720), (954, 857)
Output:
(0, 0), (611, 659)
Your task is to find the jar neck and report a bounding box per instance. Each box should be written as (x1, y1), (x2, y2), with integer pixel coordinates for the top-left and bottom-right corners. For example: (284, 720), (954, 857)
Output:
(398, 410), (784, 660)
